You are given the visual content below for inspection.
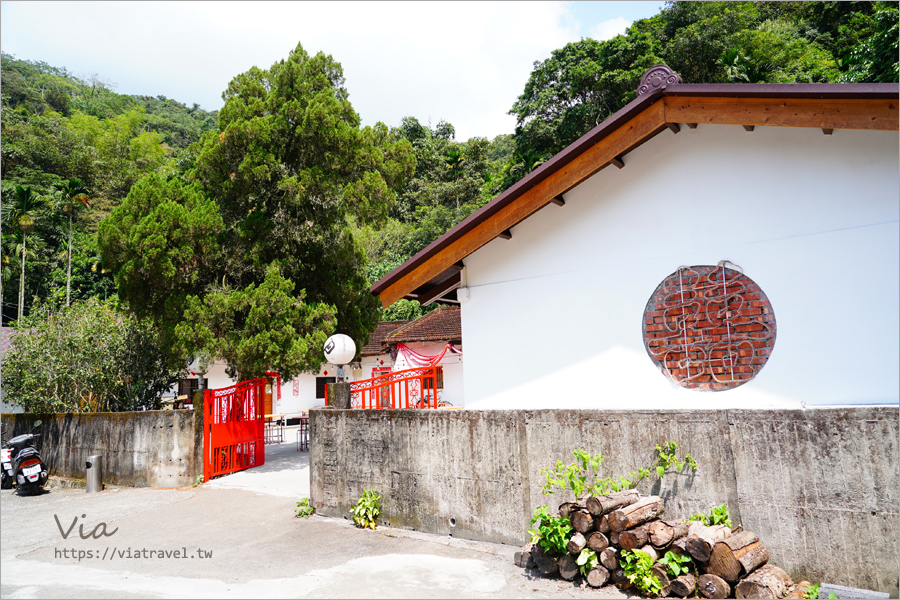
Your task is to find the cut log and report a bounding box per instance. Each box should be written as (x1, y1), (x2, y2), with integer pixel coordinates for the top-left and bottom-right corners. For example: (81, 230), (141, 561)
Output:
(611, 567), (630, 586)
(558, 554), (579, 581)
(735, 564), (792, 599)
(586, 490), (641, 515)
(784, 581), (814, 599)
(619, 523), (651, 550)
(684, 523), (731, 563)
(570, 508), (596, 534)
(586, 565), (610, 588)
(698, 573), (731, 599)
(558, 502), (579, 519)
(669, 573), (697, 598)
(608, 496), (665, 532)
(649, 519), (690, 549)
(651, 563), (672, 596)
(609, 530), (620, 546)
(586, 531), (609, 553)
(599, 547), (618, 570)
(514, 544), (535, 568)
(567, 531), (587, 554)
(707, 531), (768, 582)
(638, 544), (660, 563)
(531, 543), (559, 576)
(595, 513), (610, 534)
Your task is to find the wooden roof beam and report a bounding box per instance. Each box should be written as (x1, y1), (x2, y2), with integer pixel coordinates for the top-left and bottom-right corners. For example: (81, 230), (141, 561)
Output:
(551, 195), (565, 206)
(416, 271), (462, 307)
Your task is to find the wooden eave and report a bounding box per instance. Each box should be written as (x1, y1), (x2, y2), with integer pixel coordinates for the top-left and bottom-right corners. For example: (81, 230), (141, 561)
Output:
(372, 84), (898, 308)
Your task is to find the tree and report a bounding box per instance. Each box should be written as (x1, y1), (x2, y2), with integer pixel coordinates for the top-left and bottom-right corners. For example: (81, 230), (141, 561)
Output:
(2, 298), (184, 413)
(1, 185), (47, 321)
(101, 42), (415, 379)
(54, 177), (91, 305)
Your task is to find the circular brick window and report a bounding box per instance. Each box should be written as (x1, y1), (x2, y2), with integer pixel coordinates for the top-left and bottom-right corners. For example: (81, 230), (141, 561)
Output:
(642, 263), (776, 391)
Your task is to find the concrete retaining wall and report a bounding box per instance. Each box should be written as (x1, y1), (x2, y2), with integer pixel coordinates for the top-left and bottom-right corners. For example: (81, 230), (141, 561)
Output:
(310, 407), (899, 595)
(1, 410), (203, 488)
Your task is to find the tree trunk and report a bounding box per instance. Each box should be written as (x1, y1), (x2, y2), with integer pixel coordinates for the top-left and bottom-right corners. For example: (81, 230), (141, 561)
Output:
(609, 530), (620, 546)
(707, 531), (768, 582)
(684, 523), (731, 563)
(619, 522), (651, 550)
(559, 502), (579, 519)
(649, 519), (690, 549)
(570, 508), (596, 534)
(586, 490), (641, 515)
(531, 543), (559, 576)
(559, 554), (579, 581)
(669, 573), (697, 598)
(66, 214), (73, 306)
(637, 544), (660, 563)
(514, 544), (535, 568)
(595, 513), (610, 533)
(567, 531), (587, 554)
(698, 573), (731, 599)
(784, 581), (814, 599)
(599, 547), (618, 570)
(611, 567), (630, 586)
(18, 235), (26, 321)
(586, 566), (610, 588)
(608, 496), (665, 532)
(735, 564), (792, 599)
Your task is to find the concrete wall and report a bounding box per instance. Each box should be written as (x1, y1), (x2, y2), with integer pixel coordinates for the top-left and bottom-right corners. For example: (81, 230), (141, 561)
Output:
(460, 125), (899, 409)
(310, 406), (899, 595)
(1, 409), (203, 488)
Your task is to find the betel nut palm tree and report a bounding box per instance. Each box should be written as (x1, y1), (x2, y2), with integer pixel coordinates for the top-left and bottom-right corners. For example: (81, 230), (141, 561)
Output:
(1, 185), (48, 322)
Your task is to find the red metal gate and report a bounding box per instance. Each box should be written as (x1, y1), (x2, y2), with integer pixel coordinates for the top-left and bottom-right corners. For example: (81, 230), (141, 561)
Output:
(326, 366), (443, 409)
(203, 378), (266, 482)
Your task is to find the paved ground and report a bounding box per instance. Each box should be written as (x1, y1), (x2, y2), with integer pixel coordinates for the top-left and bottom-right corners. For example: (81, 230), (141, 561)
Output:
(1, 437), (633, 599)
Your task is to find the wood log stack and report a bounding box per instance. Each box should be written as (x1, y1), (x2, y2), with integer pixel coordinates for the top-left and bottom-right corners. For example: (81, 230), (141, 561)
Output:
(518, 490), (799, 598)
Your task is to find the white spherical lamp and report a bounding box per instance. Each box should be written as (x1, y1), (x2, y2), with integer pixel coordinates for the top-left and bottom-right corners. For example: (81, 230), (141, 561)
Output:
(323, 334), (356, 366)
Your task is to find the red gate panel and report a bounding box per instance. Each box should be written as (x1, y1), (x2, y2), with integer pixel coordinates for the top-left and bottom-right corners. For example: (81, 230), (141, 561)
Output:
(203, 378), (266, 482)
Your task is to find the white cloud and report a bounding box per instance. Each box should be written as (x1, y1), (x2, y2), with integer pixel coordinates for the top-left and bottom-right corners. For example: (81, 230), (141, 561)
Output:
(590, 17), (631, 41)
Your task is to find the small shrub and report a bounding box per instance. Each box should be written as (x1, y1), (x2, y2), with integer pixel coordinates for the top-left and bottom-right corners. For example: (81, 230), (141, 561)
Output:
(527, 505), (573, 555)
(350, 488), (381, 529)
(296, 497), (314, 518)
(688, 503), (732, 528)
(658, 550), (693, 578)
(620, 549), (663, 597)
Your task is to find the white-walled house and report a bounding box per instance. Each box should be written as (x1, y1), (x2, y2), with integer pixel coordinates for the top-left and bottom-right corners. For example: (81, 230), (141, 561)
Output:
(180, 305), (464, 414)
(371, 68), (899, 411)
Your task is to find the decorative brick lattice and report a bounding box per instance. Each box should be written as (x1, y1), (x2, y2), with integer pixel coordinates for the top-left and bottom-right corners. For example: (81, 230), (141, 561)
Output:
(642, 264), (776, 391)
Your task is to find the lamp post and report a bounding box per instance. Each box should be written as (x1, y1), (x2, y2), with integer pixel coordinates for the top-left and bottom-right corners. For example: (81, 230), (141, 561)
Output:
(323, 334), (356, 409)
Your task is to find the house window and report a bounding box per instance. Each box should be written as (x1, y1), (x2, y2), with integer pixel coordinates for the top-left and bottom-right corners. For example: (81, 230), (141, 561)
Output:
(177, 378), (208, 398)
(315, 377), (336, 399)
(423, 366), (444, 390)
(642, 263), (776, 391)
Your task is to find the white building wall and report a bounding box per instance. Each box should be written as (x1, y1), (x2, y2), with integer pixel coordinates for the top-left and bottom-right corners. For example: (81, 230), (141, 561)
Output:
(461, 125), (899, 409)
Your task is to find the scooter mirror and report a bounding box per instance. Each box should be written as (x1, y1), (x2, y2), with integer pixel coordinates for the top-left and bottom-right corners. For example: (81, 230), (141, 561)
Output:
(33, 420), (43, 427)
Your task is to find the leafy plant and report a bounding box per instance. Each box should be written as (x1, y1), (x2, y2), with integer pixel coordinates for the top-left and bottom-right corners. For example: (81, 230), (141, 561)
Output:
(575, 548), (599, 577)
(539, 442), (699, 501)
(296, 497), (315, 518)
(528, 505), (574, 555)
(658, 550), (693, 578)
(688, 503), (732, 528)
(193, 475), (204, 488)
(802, 582), (821, 599)
(620, 549), (663, 596)
(350, 488), (381, 530)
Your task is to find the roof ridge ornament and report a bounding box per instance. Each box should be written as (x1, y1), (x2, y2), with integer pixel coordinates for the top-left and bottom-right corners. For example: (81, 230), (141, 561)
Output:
(638, 65), (682, 95)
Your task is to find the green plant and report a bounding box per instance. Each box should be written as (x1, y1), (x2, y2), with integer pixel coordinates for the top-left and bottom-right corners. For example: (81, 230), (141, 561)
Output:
(658, 550), (692, 578)
(296, 497), (315, 518)
(528, 505), (574, 555)
(350, 489), (381, 529)
(575, 548), (599, 577)
(539, 442), (699, 502)
(192, 475), (204, 488)
(688, 503), (732, 528)
(620, 549), (663, 596)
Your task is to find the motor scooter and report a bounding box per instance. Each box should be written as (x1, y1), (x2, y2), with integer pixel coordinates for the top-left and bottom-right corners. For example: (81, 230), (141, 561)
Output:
(1, 420), (48, 494)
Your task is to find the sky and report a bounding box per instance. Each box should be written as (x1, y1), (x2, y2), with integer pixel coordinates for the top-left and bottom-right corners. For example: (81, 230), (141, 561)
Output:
(0, 1), (665, 141)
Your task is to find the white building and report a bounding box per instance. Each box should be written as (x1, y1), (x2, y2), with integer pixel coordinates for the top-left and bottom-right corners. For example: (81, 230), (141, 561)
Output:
(371, 67), (899, 410)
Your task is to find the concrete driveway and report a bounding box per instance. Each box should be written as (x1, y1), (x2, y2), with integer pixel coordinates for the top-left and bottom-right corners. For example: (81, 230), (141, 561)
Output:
(1, 437), (631, 599)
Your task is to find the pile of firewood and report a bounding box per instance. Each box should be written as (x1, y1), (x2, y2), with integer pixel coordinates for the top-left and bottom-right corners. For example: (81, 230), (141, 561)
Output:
(515, 491), (802, 599)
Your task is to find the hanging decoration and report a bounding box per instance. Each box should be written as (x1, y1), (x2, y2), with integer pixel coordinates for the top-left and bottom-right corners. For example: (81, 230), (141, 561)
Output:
(263, 371), (282, 403)
(394, 343), (462, 368)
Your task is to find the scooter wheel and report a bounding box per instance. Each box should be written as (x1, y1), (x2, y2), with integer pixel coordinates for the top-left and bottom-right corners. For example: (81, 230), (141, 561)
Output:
(0, 477), (11, 490)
